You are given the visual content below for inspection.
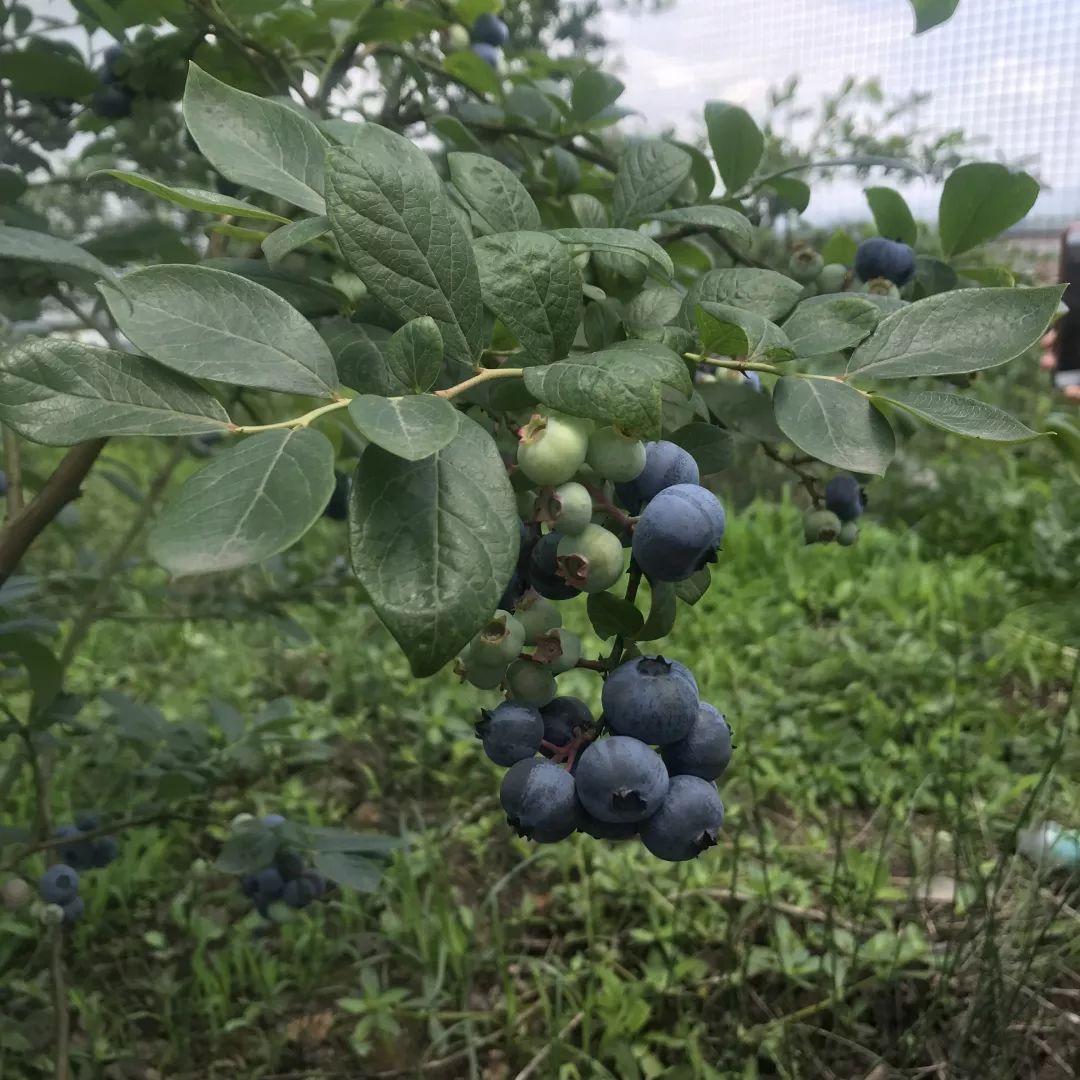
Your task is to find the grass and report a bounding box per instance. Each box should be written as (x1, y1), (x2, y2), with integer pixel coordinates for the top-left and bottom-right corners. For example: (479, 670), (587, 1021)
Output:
(2, 429), (1080, 1078)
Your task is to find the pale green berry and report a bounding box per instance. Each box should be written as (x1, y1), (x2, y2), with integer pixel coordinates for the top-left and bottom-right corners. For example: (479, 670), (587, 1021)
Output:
(862, 277), (900, 299)
(514, 591), (562, 643)
(467, 609), (526, 666)
(788, 248), (824, 283)
(517, 413), (589, 487)
(505, 659), (557, 706)
(816, 263), (849, 293)
(536, 481), (593, 536)
(838, 521), (859, 547)
(586, 427), (647, 483)
(804, 508), (842, 544)
(532, 629), (582, 674)
(556, 523), (625, 594)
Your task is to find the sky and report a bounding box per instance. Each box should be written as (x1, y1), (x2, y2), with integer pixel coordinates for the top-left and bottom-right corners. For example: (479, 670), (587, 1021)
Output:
(598, 0), (1080, 229)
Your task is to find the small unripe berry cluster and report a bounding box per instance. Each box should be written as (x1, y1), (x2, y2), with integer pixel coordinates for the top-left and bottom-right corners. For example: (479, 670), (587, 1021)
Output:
(35, 815), (120, 925)
(235, 815), (329, 919)
(804, 474), (865, 546)
(787, 247), (850, 299)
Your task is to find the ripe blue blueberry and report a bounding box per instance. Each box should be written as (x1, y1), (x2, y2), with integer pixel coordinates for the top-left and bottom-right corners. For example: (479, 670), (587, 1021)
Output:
(471, 12), (510, 46)
(470, 42), (500, 67)
(256, 867), (285, 900)
(75, 813), (100, 832)
(586, 428), (647, 483)
(539, 696), (592, 752)
(261, 814), (286, 828)
(824, 474), (865, 522)
(500, 758), (579, 843)
(91, 85), (133, 119)
(528, 532), (581, 601)
(505, 658), (557, 707)
(556, 524), (624, 593)
(324, 471), (350, 521)
(62, 895), (86, 924)
(602, 655), (699, 745)
(240, 874), (259, 898)
(615, 441), (700, 514)
(854, 237), (915, 287)
(640, 775), (725, 862)
(574, 736), (670, 823)
(302, 871), (327, 899)
(53, 825), (94, 871)
(275, 850), (306, 881)
(91, 836), (119, 868)
(476, 701), (543, 766)
(632, 483), (725, 582)
(39, 865), (80, 905)
(661, 703), (733, 781)
(578, 809), (639, 840)
(744, 371), (763, 393)
(283, 877), (318, 909)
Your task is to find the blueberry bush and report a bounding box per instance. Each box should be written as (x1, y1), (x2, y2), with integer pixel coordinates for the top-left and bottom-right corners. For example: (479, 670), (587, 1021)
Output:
(2, 0), (1075, 1075)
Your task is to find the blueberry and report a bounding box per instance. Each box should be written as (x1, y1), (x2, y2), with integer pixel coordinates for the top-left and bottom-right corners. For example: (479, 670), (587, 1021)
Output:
(862, 277), (900, 299)
(803, 508), (842, 544)
(854, 237), (915, 287)
(632, 483), (725, 582)
(0, 469), (6, 496)
(788, 248), (823, 283)
(62, 895), (86, 924)
(255, 867), (285, 900)
(467, 609), (526, 667)
(275, 850), (306, 881)
(556, 523), (624, 593)
(816, 263), (849, 293)
(536, 482), (592, 537)
(538, 696), (592, 751)
(283, 877), (318, 909)
(91, 836), (119, 867)
(261, 814), (286, 828)
(505, 658), (556, 707)
(513, 591), (562, 644)
(531, 628), (581, 674)
(602, 655), (699, 745)
(102, 44), (125, 75)
(528, 532), (582, 601)
(661, 703), (732, 781)
(586, 428), (647, 483)
(216, 176), (241, 199)
(324, 471), (350, 521)
(53, 824), (94, 870)
(39, 865), (79, 906)
(640, 775), (724, 862)
(516, 413), (589, 487)
(615, 441), (700, 514)
(475, 701), (543, 766)
(471, 12), (510, 46)
(575, 736), (669, 823)
(239, 874), (260, 898)
(301, 871), (327, 899)
(459, 655), (508, 690)
(500, 759), (579, 843)
(75, 813), (100, 832)
(91, 85), (133, 119)
(743, 371), (763, 393)
(824, 474), (865, 522)
(838, 521), (859, 547)
(470, 42), (500, 67)
(498, 569), (528, 612)
(578, 810), (639, 840)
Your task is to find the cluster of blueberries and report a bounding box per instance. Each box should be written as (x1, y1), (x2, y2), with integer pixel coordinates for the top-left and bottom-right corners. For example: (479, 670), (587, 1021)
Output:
(236, 815), (329, 918)
(804, 474), (867, 545)
(479, 661), (730, 861)
(446, 12), (510, 68)
(91, 45), (135, 119)
(788, 236), (916, 300)
(36, 816), (120, 925)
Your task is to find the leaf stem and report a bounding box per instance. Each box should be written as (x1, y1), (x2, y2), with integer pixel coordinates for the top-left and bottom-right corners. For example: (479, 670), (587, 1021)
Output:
(435, 367), (525, 401)
(230, 397), (351, 434)
(684, 352), (784, 377)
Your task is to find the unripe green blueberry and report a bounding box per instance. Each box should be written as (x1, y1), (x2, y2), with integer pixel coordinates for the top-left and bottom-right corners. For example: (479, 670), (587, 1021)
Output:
(536, 482), (593, 536)
(804, 508), (842, 544)
(862, 277), (900, 299)
(788, 248), (824, 283)
(505, 659), (557, 706)
(838, 521), (859, 547)
(798, 281), (819, 300)
(40, 902), (65, 926)
(467, 609), (525, 666)
(230, 813), (256, 830)
(816, 263), (849, 293)
(444, 24), (470, 52)
(585, 427), (647, 483)
(516, 413), (589, 487)
(531, 628), (582, 674)
(1, 877), (32, 910)
(458, 657), (507, 690)
(556, 523), (624, 593)
(514, 591), (562, 643)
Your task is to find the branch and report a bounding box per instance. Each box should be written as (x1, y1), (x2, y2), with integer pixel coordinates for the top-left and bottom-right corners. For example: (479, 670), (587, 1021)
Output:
(50, 925), (70, 1080)
(3, 424), (25, 518)
(761, 441), (823, 505)
(0, 439), (107, 589)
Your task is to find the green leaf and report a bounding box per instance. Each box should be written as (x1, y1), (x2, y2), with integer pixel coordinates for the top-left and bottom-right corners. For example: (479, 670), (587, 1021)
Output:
(938, 163), (1039, 257)
(695, 302), (793, 362)
(0, 47), (97, 98)
(822, 229), (857, 266)
(215, 827), (278, 874)
(638, 581), (677, 641)
(909, 0), (960, 33)
(0, 166), (27, 204)
(92, 171), (290, 223)
(0, 633), (61, 714)
(551, 228), (673, 279)
(700, 377), (783, 442)
(586, 593), (643, 640)
(913, 255), (959, 297)
(864, 186), (917, 245)
(100, 265), (338, 397)
(447, 153), (541, 236)
(354, 5), (444, 41)
(954, 265), (1015, 287)
(649, 205), (753, 250)
(347, 394), (460, 461)
(847, 286), (1063, 380)
(325, 128), (484, 379)
(522, 341), (692, 440)
(300, 827), (403, 855)
(612, 140), (692, 226)
(443, 50), (501, 98)
(680, 268), (803, 326)
(674, 566), (711, 606)
(473, 231), (581, 366)
(0, 339), (230, 446)
(704, 101), (763, 194)
(781, 295), (880, 357)
(348, 415), (518, 677)
(571, 69), (625, 123)
(183, 63), (329, 215)
(320, 318), (399, 395)
(622, 286), (682, 333)
(0, 224), (115, 283)
(149, 429), (335, 576)
(385, 317), (444, 393)
(872, 389), (1042, 443)
(312, 850), (384, 892)
(262, 215), (330, 266)
(668, 422), (734, 474)
(773, 377), (895, 474)
(202, 258), (346, 317)
(764, 177), (810, 213)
